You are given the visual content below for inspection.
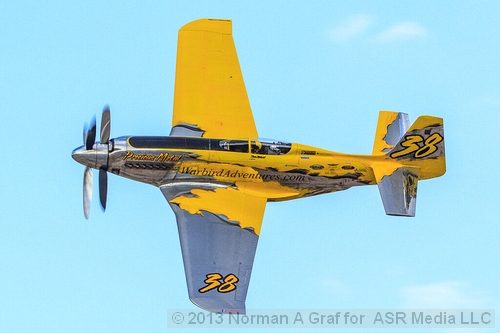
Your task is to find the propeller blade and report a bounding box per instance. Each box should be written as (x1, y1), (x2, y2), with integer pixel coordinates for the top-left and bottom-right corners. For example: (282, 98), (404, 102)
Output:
(83, 166), (93, 219)
(83, 123), (87, 145)
(100, 105), (111, 144)
(85, 115), (96, 150)
(99, 167), (108, 211)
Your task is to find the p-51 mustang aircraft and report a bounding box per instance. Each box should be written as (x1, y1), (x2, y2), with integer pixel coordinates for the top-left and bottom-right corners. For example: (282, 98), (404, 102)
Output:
(72, 19), (445, 313)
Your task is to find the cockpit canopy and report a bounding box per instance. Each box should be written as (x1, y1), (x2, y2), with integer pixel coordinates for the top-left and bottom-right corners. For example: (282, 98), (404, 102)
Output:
(127, 136), (292, 155)
(219, 138), (292, 155)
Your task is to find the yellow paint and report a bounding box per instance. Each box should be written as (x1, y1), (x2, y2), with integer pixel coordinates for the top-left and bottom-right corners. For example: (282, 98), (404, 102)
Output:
(372, 111), (399, 155)
(151, 113), (444, 232)
(390, 133), (443, 159)
(389, 115), (446, 179)
(170, 187), (266, 235)
(237, 181), (300, 199)
(369, 161), (402, 183)
(163, 18), (445, 229)
(198, 273), (239, 294)
(122, 151), (183, 162)
(172, 19), (258, 139)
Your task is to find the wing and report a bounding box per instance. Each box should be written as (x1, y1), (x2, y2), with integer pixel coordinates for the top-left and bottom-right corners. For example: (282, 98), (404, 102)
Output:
(171, 19), (258, 139)
(160, 183), (266, 313)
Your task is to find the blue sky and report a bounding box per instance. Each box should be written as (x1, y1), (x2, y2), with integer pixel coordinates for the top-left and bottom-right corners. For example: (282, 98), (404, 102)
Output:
(1, 1), (499, 332)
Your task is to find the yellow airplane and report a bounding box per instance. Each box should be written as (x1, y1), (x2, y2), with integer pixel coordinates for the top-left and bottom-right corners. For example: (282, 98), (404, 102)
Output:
(72, 18), (445, 313)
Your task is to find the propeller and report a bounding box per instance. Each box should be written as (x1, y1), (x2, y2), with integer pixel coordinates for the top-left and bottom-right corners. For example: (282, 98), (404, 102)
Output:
(99, 106), (110, 211)
(83, 166), (93, 219)
(80, 105), (111, 219)
(84, 115), (96, 150)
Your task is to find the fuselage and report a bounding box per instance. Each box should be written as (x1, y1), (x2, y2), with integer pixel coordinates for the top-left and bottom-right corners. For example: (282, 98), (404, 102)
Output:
(72, 136), (387, 201)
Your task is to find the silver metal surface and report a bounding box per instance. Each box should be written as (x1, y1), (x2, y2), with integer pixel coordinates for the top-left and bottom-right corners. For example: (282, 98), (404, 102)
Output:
(161, 184), (259, 314)
(100, 106), (110, 144)
(83, 166), (93, 219)
(377, 167), (418, 217)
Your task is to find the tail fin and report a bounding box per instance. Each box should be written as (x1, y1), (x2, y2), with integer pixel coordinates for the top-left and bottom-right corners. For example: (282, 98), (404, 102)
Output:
(387, 115), (445, 179)
(372, 112), (445, 217)
(372, 111), (410, 156)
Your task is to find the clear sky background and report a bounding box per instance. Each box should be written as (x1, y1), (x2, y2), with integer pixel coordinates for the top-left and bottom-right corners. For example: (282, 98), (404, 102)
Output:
(1, 1), (499, 332)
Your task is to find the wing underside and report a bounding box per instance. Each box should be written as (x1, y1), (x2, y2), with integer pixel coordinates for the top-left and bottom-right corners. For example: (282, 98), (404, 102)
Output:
(160, 183), (266, 313)
(171, 19), (258, 139)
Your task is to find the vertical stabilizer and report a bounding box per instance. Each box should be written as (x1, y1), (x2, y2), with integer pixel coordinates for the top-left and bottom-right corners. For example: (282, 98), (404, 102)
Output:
(387, 115), (445, 179)
(372, 111), (410, 156)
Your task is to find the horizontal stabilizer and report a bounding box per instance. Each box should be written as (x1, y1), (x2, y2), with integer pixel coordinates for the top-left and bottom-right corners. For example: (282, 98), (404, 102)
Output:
(376, 167), (419, 217)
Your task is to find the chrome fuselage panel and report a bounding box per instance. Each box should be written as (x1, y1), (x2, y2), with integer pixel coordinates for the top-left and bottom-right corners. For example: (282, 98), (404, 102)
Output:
(72, 136), (381, 201)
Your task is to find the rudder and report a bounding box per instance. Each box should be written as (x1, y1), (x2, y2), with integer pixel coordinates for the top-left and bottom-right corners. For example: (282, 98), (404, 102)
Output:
(387, 115), (445, 179)
(372, 111), (410, 156)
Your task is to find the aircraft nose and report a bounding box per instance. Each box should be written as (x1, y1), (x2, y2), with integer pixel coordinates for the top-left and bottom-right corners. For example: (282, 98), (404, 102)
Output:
(72, 145), (97, 168)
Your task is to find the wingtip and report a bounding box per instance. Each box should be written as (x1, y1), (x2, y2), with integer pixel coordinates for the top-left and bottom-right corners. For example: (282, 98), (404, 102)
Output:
(189, 296), (246, 314)
(180, 18), (232, 35)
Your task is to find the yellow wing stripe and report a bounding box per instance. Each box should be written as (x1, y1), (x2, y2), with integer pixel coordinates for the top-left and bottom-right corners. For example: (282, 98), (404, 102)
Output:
(170, 187), (266, 235)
